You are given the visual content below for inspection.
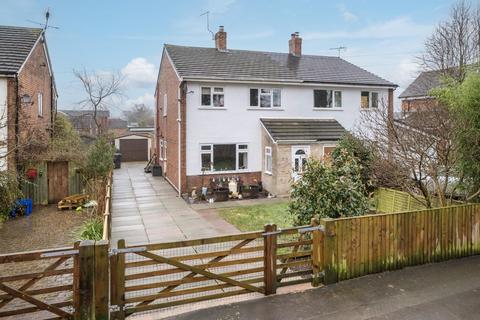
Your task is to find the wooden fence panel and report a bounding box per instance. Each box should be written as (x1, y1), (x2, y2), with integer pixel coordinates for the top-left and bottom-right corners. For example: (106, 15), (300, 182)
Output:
(324, 204), (480, 283)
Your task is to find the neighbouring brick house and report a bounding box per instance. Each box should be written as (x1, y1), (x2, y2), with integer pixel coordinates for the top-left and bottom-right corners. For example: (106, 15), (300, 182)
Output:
(155, 27), (397, 196)
(398, 70), (442, 111)
(60, 109), (110, 138)
(0, 26), (57, 171)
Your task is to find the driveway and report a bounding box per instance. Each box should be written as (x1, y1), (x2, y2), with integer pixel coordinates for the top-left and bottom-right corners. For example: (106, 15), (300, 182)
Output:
(111, 162), (237, 245)
(166, 256), (480, 320)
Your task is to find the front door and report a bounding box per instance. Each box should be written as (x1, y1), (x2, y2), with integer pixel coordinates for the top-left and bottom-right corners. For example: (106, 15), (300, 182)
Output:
(291, 146), (310, 179)
(47, 161), (69, 203)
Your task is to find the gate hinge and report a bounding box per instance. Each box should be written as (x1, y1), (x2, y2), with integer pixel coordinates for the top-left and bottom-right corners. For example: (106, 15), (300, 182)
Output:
(109, 246), (147, 257)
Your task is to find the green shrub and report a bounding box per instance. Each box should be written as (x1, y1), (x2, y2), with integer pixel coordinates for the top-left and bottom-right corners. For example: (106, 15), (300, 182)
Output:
(77, 217), (104, 240)
(84, 136), (115, 180)
(0, 172), (22, 222)
(289, 149), (369, 225)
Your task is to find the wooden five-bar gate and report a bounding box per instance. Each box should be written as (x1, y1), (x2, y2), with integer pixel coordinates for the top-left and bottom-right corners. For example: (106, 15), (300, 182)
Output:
(1, 204), (480, 319)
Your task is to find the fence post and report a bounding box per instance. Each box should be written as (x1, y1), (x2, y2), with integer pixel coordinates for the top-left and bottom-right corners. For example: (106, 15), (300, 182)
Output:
(321, 218), (338, 285)
(110, 239), (126, 320)
(94, 240), (110, 320)
(311, 218), (323, 287)
(76, 240), (95, 320)
(263, 224), (277, 295)
(72, 241), (81, 317)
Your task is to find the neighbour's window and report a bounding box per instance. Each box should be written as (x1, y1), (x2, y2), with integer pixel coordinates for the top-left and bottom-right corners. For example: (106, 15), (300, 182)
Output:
(200, 143), (249, 172)
(163, 94), (167, 116)
(160, 140), (164, 160)
(37, 93), (43, 117)
(250, 88), (281, 108)
(201, 87), (224, 107)
(361, 91), (379, 109)
(265, 147), (272, 174)
(293, 149), (308, 173)
(164, 141), (167, 160)
(313, 89), (342, 108)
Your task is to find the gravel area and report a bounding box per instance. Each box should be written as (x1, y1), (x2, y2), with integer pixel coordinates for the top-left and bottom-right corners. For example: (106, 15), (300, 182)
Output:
(0, 205), (90, 254)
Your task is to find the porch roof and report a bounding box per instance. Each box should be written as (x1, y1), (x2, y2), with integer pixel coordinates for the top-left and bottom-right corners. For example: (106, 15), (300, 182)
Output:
(260, 118), (346, 142)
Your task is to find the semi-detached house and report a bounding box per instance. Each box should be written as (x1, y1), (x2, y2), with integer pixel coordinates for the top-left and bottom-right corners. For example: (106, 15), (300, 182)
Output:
(155, 27), (397, 196)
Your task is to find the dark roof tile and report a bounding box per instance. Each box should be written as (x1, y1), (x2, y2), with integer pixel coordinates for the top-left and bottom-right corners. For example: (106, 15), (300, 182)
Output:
(0, 26), (43, 74)
(261, 118), (346, 142)
(165, 45), (396, 87)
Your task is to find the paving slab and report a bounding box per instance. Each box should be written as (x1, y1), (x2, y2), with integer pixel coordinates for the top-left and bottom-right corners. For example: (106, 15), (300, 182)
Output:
(111, 162), (236, 245)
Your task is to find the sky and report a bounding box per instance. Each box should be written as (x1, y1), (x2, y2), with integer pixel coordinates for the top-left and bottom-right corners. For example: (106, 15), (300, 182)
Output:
(1, 0), (459, 116)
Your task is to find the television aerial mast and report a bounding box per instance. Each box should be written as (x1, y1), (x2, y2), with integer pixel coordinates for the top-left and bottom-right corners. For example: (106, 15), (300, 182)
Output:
(200, 11), (214, 40)
(27, 8), (59, 31)
(330, 46), (347, 57)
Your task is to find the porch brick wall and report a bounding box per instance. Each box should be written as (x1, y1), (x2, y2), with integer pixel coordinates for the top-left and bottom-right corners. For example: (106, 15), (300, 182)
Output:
(186, 172), (261, 194)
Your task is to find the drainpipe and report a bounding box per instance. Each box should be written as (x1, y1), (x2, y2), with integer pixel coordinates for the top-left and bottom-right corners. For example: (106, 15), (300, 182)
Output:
(177, 85), (182, 197)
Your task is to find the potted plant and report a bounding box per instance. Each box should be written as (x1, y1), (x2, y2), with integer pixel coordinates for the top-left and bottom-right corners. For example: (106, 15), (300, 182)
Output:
(241, 184), (259, 199)
(212, 177), (229, 202)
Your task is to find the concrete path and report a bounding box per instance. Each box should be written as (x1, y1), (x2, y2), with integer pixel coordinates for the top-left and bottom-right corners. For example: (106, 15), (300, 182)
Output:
(111, 162), (237, 245)
(166, 256), (480, 320)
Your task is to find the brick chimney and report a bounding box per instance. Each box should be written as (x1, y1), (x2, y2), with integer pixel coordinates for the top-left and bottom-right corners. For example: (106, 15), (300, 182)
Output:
(215, 26), (227, 51)
(288, 32), (302, 57)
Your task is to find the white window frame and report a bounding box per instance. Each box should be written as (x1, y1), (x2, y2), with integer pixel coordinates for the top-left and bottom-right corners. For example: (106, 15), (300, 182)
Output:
(200, 86), (225, 108)
(37, 93), (43, 117)
(249, 88), (282, 108)
(291, 146), (310, 174)
(164, 140), (167, 160)
(163, 94), (167, 116)
(361, 91), (379, 109)
(200, 143), (249, 173)
(265, 146), (273, 175)
(313, 89), (342, 109)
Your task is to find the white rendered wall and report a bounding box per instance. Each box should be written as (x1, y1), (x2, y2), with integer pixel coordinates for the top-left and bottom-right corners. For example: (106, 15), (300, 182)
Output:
(185, 82), (389, 176)
(0, 78), (7, 171)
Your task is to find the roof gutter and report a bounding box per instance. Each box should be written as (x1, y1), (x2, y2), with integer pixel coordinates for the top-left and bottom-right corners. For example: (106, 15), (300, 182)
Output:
(183, 76), (397, 89)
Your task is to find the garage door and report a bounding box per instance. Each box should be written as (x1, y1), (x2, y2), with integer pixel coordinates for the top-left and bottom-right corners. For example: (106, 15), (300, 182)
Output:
(120, 139), (148, 161)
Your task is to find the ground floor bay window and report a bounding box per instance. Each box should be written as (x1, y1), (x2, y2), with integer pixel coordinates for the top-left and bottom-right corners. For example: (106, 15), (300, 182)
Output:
(201, 143), (248, 172)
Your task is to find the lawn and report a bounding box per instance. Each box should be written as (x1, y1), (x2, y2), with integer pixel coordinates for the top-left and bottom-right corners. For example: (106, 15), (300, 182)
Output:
(218, 202), (293, 232)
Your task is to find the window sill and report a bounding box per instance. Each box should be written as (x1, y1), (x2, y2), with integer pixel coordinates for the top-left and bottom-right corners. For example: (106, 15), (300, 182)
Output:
(201, 169), (250, 175)
(198, 107), (227, 110)
(264, 171), (273, 176)
(247, 107), (284, 111)
(360, 108), (379, 111)
(312, 108), (343, 111)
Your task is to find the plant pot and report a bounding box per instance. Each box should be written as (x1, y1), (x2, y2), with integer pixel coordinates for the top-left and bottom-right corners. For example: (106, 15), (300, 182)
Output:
(214, 187), (229, 202)
(152, 165), (162, 176)
(242, 185), (259, 199)
(201, 186), (208, 196)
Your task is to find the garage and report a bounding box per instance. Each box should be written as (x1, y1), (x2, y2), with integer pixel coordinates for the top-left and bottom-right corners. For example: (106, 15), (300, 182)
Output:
(115, 133), (152, 162)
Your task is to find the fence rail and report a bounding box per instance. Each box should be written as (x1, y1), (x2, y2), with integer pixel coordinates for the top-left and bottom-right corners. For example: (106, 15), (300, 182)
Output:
(102, 173), (113, 241)
(0, 244), (80, 319)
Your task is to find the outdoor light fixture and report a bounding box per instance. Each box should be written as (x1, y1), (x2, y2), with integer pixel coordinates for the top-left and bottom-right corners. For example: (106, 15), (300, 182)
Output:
(21, 94), (33, 106)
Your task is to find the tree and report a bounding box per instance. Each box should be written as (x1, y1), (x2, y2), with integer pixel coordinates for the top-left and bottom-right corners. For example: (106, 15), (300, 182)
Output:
(356, 102), (458, 208)
(289, 149), (369, 226)
(123, 104), (154, 127)
(432, 74), (480, 201)
(420, 0), (480, 81)
(331, 133), (374, 194)
(74, 68), (123, 136)
(0, 171), (22, 222)
(84, 136), (115, 181)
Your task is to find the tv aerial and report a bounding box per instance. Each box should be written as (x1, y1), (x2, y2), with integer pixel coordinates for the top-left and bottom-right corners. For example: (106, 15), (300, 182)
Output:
(200, 11), (214, 40)
(27, 8), (59, 30)
(330, 46), (347, 57)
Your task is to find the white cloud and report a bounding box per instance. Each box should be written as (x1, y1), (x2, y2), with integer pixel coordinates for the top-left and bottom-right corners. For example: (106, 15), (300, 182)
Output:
(304, 17), (432, 40)
(337, 4), (358, 22)
(121, 58), (157, 88)
(125, 93), (155, 109)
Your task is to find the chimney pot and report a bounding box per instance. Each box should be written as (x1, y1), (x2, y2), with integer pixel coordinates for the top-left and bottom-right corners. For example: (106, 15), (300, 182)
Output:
(215, 25), (227, 51)
(288, 32), (302, 56)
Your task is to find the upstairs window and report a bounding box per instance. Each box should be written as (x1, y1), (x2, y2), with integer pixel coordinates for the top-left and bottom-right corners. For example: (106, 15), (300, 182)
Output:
(313, 89), (342, 108)
(361, 91), (379, 109)
(250, 88), (281, 108)
(201, 87), (224, 107)
(37, 93), (43, 117)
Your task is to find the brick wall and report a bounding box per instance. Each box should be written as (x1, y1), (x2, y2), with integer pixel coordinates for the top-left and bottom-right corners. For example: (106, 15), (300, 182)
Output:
(156, 52), (186, 192)
(186, 172), (261, 193)
(7, 38), (55, 169)
(401, 98), (438, 112)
